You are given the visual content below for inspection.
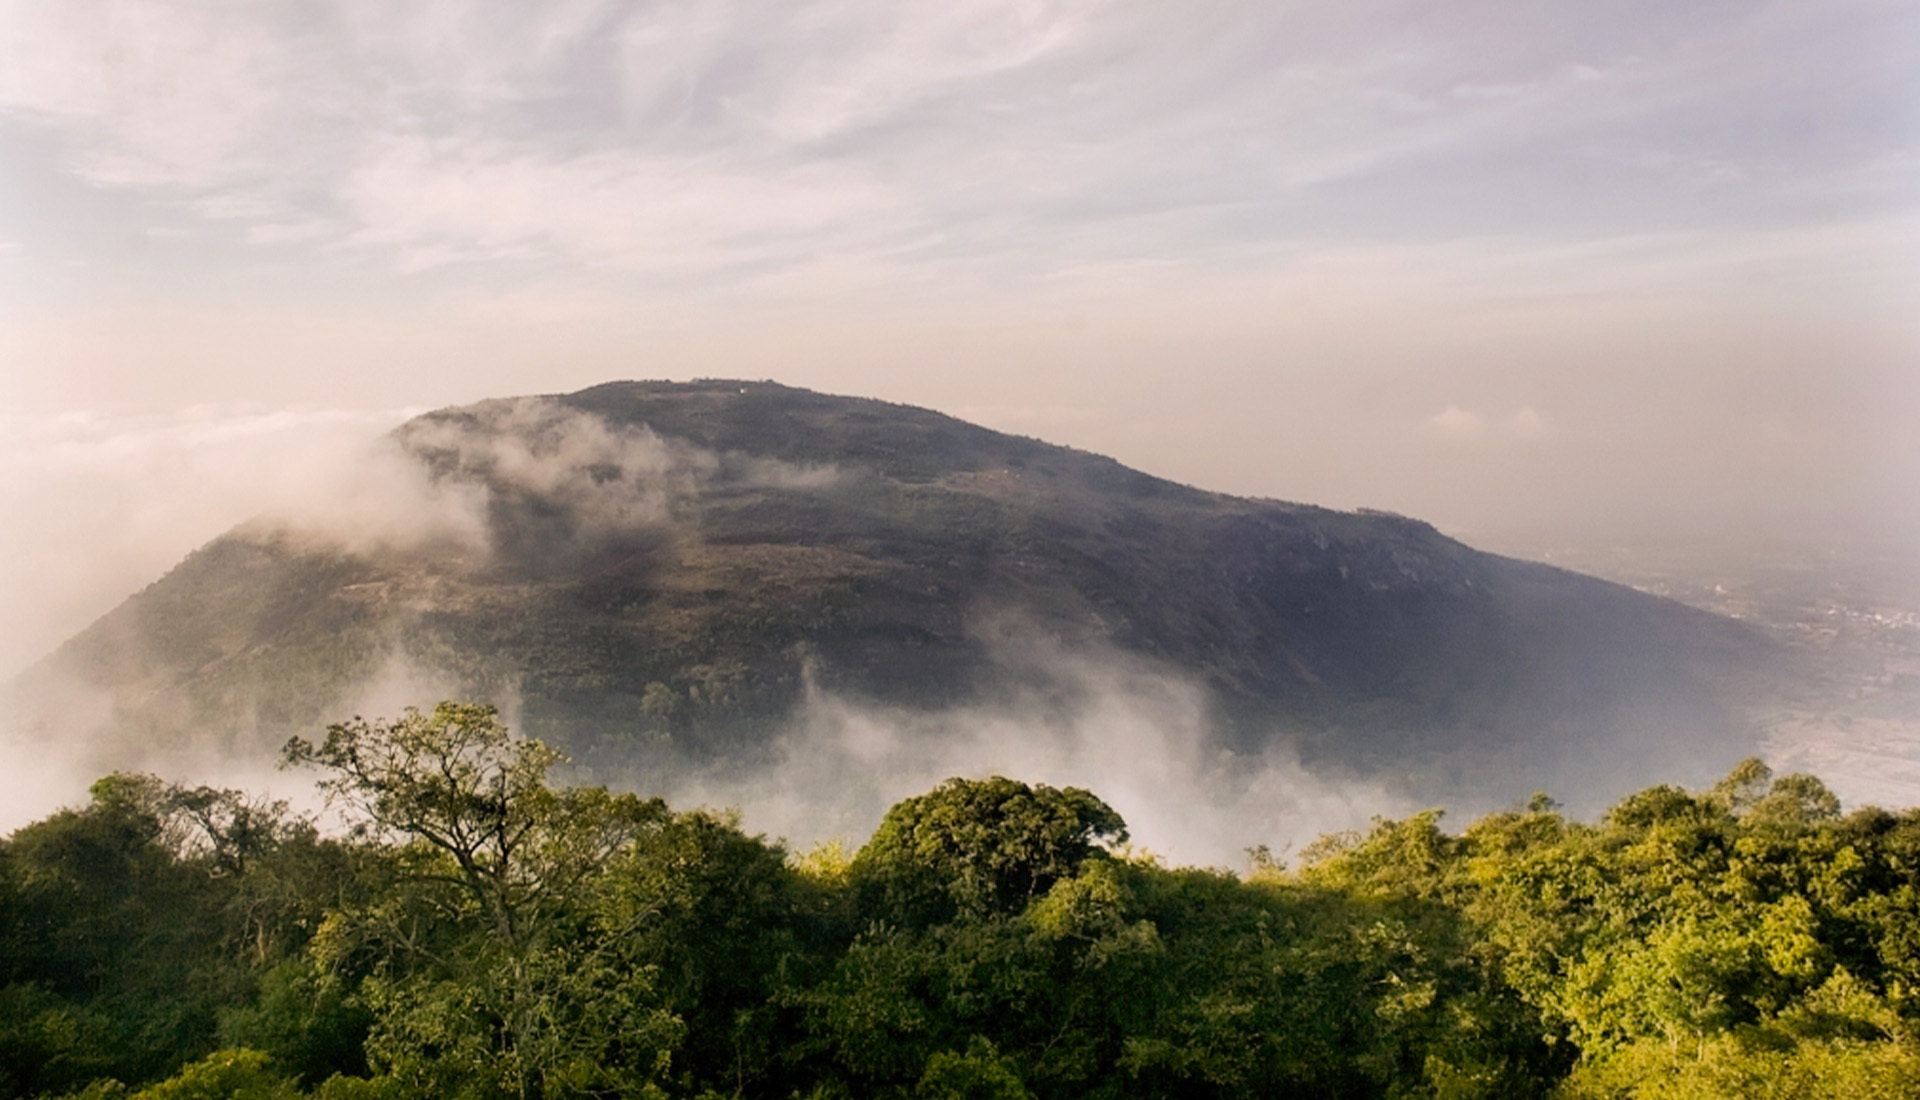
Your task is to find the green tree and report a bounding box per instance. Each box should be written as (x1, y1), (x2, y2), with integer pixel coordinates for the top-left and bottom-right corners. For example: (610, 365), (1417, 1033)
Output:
(283, 703), (683, 1100)
(129, 1048), (299, 1100)
(0, 776), (241, 1096)
(283, 703), (669, 951)
(850, 777), (1127, 928)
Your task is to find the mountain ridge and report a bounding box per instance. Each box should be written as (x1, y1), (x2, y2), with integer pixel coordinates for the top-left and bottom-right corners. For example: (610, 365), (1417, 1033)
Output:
(9, 379), (1783, 806)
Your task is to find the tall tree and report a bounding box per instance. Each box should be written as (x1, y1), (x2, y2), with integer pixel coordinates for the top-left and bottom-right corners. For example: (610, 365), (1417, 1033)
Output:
(282, 703), (682, 1100)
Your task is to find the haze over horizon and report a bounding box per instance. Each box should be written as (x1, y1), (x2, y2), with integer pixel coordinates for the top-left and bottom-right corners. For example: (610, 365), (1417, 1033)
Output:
(2, 2), (1917, 707)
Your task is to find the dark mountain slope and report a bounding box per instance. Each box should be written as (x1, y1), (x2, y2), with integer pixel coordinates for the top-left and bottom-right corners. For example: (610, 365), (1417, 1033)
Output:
(11, 380), (1782, 795)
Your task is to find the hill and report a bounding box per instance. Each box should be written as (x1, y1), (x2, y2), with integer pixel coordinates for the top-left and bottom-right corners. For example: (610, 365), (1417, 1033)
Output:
(7, 380), (1784, 804)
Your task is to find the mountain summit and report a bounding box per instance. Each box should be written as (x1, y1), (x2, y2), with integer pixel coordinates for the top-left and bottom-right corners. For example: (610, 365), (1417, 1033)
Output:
(13, 380), (1778, 802)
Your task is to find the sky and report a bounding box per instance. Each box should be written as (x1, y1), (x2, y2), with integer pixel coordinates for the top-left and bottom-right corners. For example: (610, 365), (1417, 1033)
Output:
(1, 0), (1918, 678)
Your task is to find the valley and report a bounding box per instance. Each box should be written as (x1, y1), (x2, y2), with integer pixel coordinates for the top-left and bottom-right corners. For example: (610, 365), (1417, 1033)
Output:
(1467, 524), (1920, 808)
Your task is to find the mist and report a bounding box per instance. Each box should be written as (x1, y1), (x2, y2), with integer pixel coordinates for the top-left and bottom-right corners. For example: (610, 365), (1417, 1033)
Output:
(0, 407), (401, 826)
(0, 397), (1414, 856)
(395, 395), (842, 542)
(0, 5), (1914, 1004)
(637, 636), (1417, 870)
(2, 627), (1418, 869)
(0, 405), (422, 678)
(1, 383), (1911, 853)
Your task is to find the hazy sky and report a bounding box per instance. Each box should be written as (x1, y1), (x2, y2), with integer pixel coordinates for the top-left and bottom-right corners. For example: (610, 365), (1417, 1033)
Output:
(1, 0), (1918, 675)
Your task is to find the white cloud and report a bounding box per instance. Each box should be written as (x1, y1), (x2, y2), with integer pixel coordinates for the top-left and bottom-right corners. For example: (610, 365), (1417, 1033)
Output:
(0, 405), (421, 678)
(338, 135), (903, 273)
(1424, 405), (1548, 446)
(246, 220), (336, 246)
(1427, 405), (1485, 442)
(685, 0), (1111, 144)
(1509, 406), (1547, 441)
(668, 634), (1412, 867)
(0, 0), (297, 188)
(0, 0), (1906, 288)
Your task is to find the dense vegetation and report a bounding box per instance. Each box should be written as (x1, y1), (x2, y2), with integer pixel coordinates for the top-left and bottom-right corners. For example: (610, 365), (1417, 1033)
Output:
(4, 703), (1917, 1099)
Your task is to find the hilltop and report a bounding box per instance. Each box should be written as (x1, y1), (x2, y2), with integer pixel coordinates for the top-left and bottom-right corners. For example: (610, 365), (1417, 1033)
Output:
(9, 380), (1782, 803)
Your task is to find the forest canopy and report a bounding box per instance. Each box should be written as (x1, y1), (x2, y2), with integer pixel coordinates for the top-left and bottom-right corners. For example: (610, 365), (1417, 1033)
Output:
(4, 702), (1919, 1099)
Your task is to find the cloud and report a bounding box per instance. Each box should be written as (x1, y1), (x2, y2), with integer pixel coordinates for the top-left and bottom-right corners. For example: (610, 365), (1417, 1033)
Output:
(1426, 405), (1486, 442)
(0, 0), (1914, 841)
(0, 395), (850, 681)
(0, 0), (1908, 288)
(0, 396), (855, 834)
(665, 0), (1110, 144)
(0, 614), (1409, 862)
(0, 0), (299, 189)
(397, 398), (696, 533)
(246, 220), (335, 246)
(394, 397), (841, 539)
(0, 404), (1405, 859)
(339, 135), (901, 273)
(1509, 406), (1547, 441)
(1425, 404), (1550, 446)
(250, 438), (493, 558)
(0, 405), (432, 677)
(661, 630), (1413, 868)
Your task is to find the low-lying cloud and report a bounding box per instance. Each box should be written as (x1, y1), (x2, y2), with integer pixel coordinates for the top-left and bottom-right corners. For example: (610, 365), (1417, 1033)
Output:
(0, 396), (851, 834)
(656, 634), (1413, 869)
(396, 396), (841, 546)
(0, 397), (842, 682)
(2, 607), (1414, 867)
(0, 404), (421, 678)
